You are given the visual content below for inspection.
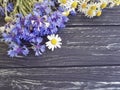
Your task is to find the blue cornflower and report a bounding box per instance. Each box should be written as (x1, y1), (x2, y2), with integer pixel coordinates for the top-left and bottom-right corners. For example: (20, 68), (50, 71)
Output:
(58, 6), (64, 12)
(30, 37), (43, 44)
(33, 0), (55, 16)
(46, 24), (58, 34)
(32, 44), (45, 56)
(0, 6), (5, 16)
(48, 11), (68, 28)
(7, 3), (14, 12)
(70, 10), (77, 16)
(2, 1), (69, 57)
(33, 3), (47, 16)
(8, 44), (29, 57)
(45, 0), (55, 6)
(2, 33), (12, 42)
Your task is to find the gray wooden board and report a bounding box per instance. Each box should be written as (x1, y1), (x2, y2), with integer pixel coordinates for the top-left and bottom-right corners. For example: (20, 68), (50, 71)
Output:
(0, 66), (120, 90)
(67, 6), (120, 26)
(0, 5), (120, 90)
(0, 26), (120, 67)
(0, 7), (120, 27)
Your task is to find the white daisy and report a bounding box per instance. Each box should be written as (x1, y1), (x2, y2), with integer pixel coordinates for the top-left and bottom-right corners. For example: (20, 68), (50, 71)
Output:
(58, 0), (78, 16)
(96, 9), (102, 17)
(85, 9), (96, 18)
(100, 0), (108, 9)
(108, 1), (115, 8)
(46, 34), (62, 51)
(85, 3), (101, 17)
(78, 0), (88, 13)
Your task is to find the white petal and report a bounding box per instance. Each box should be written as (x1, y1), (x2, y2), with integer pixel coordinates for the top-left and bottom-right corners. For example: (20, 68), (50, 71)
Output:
(57, 44), (61, 48)
(51, 47), (55, 51)
(47, 35), (52, 40)
(58, 37), (62, 41)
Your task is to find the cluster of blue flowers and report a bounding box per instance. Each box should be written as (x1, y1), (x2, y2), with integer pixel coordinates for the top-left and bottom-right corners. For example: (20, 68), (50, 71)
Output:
(2, 0), (69, 57)
(1, 0), (120, 57)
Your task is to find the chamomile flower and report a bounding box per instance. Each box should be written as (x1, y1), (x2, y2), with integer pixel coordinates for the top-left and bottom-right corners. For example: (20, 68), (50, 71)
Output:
(85, 9), (96, 18)
(71, 1), (78, 8)
(112, 0), (120, 6)
(90, 3), (102, 17)
(58, 0), (78, 16)
(77, 0), (113, 18)
(59, 0), (67, 4)
(62, 11), (70, 16)
(46, 34), (62, 51)
(89, 3), (99, 10)
(101, 3), (107, 9)
(96, 10), (102, 17)
(78, 0), (88, 13)
(108, 1), (116, 8)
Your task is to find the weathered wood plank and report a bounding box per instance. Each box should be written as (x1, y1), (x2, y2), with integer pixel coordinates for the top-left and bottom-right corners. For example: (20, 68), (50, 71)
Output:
(0, 7), (119, 67)
(0, 26), (120, 67)
(0, 6), (119, 90)
(0, 66), (120, 90)
(67, 6), (120, 26)
(0, 7), (120, 27)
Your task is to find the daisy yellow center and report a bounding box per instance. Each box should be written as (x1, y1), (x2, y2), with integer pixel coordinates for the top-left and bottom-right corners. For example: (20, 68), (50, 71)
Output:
(114, 0), (120, 5)
(82, 3), (87, 8)
(62, 11), (70, 16)
(87, 10), (94, 16)
(60, 0), (67, 4)
(51, 39), (57, 45)
(96, 11), (102, 16)
(71, 1), (78, 8)
(101, 3), (107, 9)
(91, 6), (97, 10)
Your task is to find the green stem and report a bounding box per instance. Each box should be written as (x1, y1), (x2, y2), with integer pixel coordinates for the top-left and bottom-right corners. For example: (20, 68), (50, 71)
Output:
(4, 0), (8, 16)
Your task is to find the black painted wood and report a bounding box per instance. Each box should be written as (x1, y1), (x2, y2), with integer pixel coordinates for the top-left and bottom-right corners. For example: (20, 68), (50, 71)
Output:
(0, 6), (120, 90)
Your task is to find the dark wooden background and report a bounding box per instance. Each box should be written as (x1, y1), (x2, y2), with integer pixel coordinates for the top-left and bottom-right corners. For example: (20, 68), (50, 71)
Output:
(0, 6), (120, 90)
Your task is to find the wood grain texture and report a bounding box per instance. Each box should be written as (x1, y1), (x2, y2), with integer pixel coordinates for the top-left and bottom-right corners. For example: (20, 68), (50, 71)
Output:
(67, 6), (120, 26)
(0, 26), (120, 67)
(0, 7), (120, 27)
(0, 5), (120, 90)
(0, 66), (120, 90)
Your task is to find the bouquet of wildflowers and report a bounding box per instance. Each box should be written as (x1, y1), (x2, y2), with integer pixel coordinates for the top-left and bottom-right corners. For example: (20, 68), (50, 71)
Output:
(0, 0), (120, 57)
